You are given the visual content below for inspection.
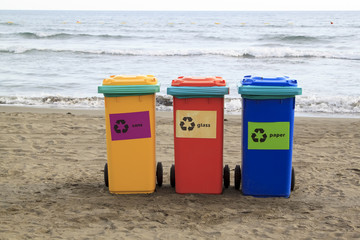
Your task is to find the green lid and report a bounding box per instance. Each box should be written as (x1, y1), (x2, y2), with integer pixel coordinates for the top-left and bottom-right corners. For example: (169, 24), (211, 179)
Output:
(98, 84), (160, 97)
(238, 76), (302, 99)
(239, 85), (302, 95)
(167, 86), (229, 99)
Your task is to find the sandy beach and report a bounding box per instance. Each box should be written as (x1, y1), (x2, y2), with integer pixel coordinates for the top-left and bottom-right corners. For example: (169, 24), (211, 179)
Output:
(1, 106), (359, 239)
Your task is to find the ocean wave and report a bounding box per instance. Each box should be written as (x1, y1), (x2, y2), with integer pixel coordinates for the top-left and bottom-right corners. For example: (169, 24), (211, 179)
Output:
(224, 96), (360, 115)
(295, 95), (360, 114)
(1, 95), (359, 115)
(2, 31), (333, 43)
(0, 96), (104, 108)
(198, 33), (323, 42)
(259, 34), (320, 43)
(3, 32), (135, 40)
(195, 34), (243, 42)
(1, 47), (359, 60)
(0, 95), (174, 111)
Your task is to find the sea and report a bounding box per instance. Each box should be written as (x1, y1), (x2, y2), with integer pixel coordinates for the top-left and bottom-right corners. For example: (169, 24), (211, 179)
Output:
(0, 10), (359, 117)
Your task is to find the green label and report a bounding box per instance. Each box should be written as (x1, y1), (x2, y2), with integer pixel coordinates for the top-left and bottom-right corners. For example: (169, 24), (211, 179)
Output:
(248, 122), (290, 150)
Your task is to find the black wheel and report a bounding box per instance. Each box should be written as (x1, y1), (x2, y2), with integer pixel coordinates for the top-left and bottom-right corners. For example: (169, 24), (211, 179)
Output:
(223, 165), (230, 188)
(156, 162), (163, 187)
(170, 164), (175, 188)
(104, 163), (109, 187)
(291, 167), (295, 191)
(234, 165), (241, 190)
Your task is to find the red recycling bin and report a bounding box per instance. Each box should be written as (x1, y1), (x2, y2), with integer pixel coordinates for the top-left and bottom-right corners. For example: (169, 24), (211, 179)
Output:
(167, 76), (229, 194)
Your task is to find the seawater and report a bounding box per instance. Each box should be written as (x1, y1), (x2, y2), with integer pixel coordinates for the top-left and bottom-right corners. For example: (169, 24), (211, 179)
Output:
(0, 10), (359, 116)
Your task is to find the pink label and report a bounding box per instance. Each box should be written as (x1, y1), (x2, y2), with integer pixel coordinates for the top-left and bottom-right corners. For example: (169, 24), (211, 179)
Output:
(110, 111), (151, 141)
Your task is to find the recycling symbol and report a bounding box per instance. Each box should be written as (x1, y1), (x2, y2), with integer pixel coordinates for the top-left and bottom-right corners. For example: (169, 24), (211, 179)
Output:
(251, 128), (267, 143)
(179, 117), (195, 131)
(114, 119), (129, 134)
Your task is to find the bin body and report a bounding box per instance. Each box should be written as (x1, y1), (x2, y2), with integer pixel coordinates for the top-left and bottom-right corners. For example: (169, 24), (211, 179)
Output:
(239, 76), (302, 197)
(98, 75), (160, 194)
(168, 76), (229, 194)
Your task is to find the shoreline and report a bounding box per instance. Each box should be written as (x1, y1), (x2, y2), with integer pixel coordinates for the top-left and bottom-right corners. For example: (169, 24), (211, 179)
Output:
(1, 105), (359, 119)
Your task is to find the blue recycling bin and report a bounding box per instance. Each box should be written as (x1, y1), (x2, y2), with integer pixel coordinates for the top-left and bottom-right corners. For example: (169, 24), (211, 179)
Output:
(237, 76), (302, 197)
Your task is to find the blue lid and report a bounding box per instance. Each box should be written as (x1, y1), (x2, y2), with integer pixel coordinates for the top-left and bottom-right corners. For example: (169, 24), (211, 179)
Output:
(238, 75), (302, 99)
(242, 75), (298, 87)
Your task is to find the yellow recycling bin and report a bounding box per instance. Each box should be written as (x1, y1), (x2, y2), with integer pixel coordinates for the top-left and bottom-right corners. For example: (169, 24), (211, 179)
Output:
(98, 75), (162, 194)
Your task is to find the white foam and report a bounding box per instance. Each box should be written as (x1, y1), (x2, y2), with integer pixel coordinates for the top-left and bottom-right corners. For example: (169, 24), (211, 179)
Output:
(0, 95), (359, 117)
(0, 96), (104, 109)
(296, 95), (360, 114)
(2, 46), (359, 60)
(224, 95), (360, 115)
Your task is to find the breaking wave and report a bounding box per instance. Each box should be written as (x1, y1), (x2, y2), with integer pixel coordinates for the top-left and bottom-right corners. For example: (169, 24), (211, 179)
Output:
(225, 96), (360, 115)
(1, 95), (359, 116)
(259, 34), (321, 43)
(5, 32), (135, 40)
(1, 47), (359, 60)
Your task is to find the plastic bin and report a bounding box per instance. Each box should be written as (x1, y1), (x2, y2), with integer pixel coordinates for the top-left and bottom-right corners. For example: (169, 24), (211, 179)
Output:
(167, 76), (229, 194)
(237, 76), (302, 197)
(98, 75), (162, 194)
